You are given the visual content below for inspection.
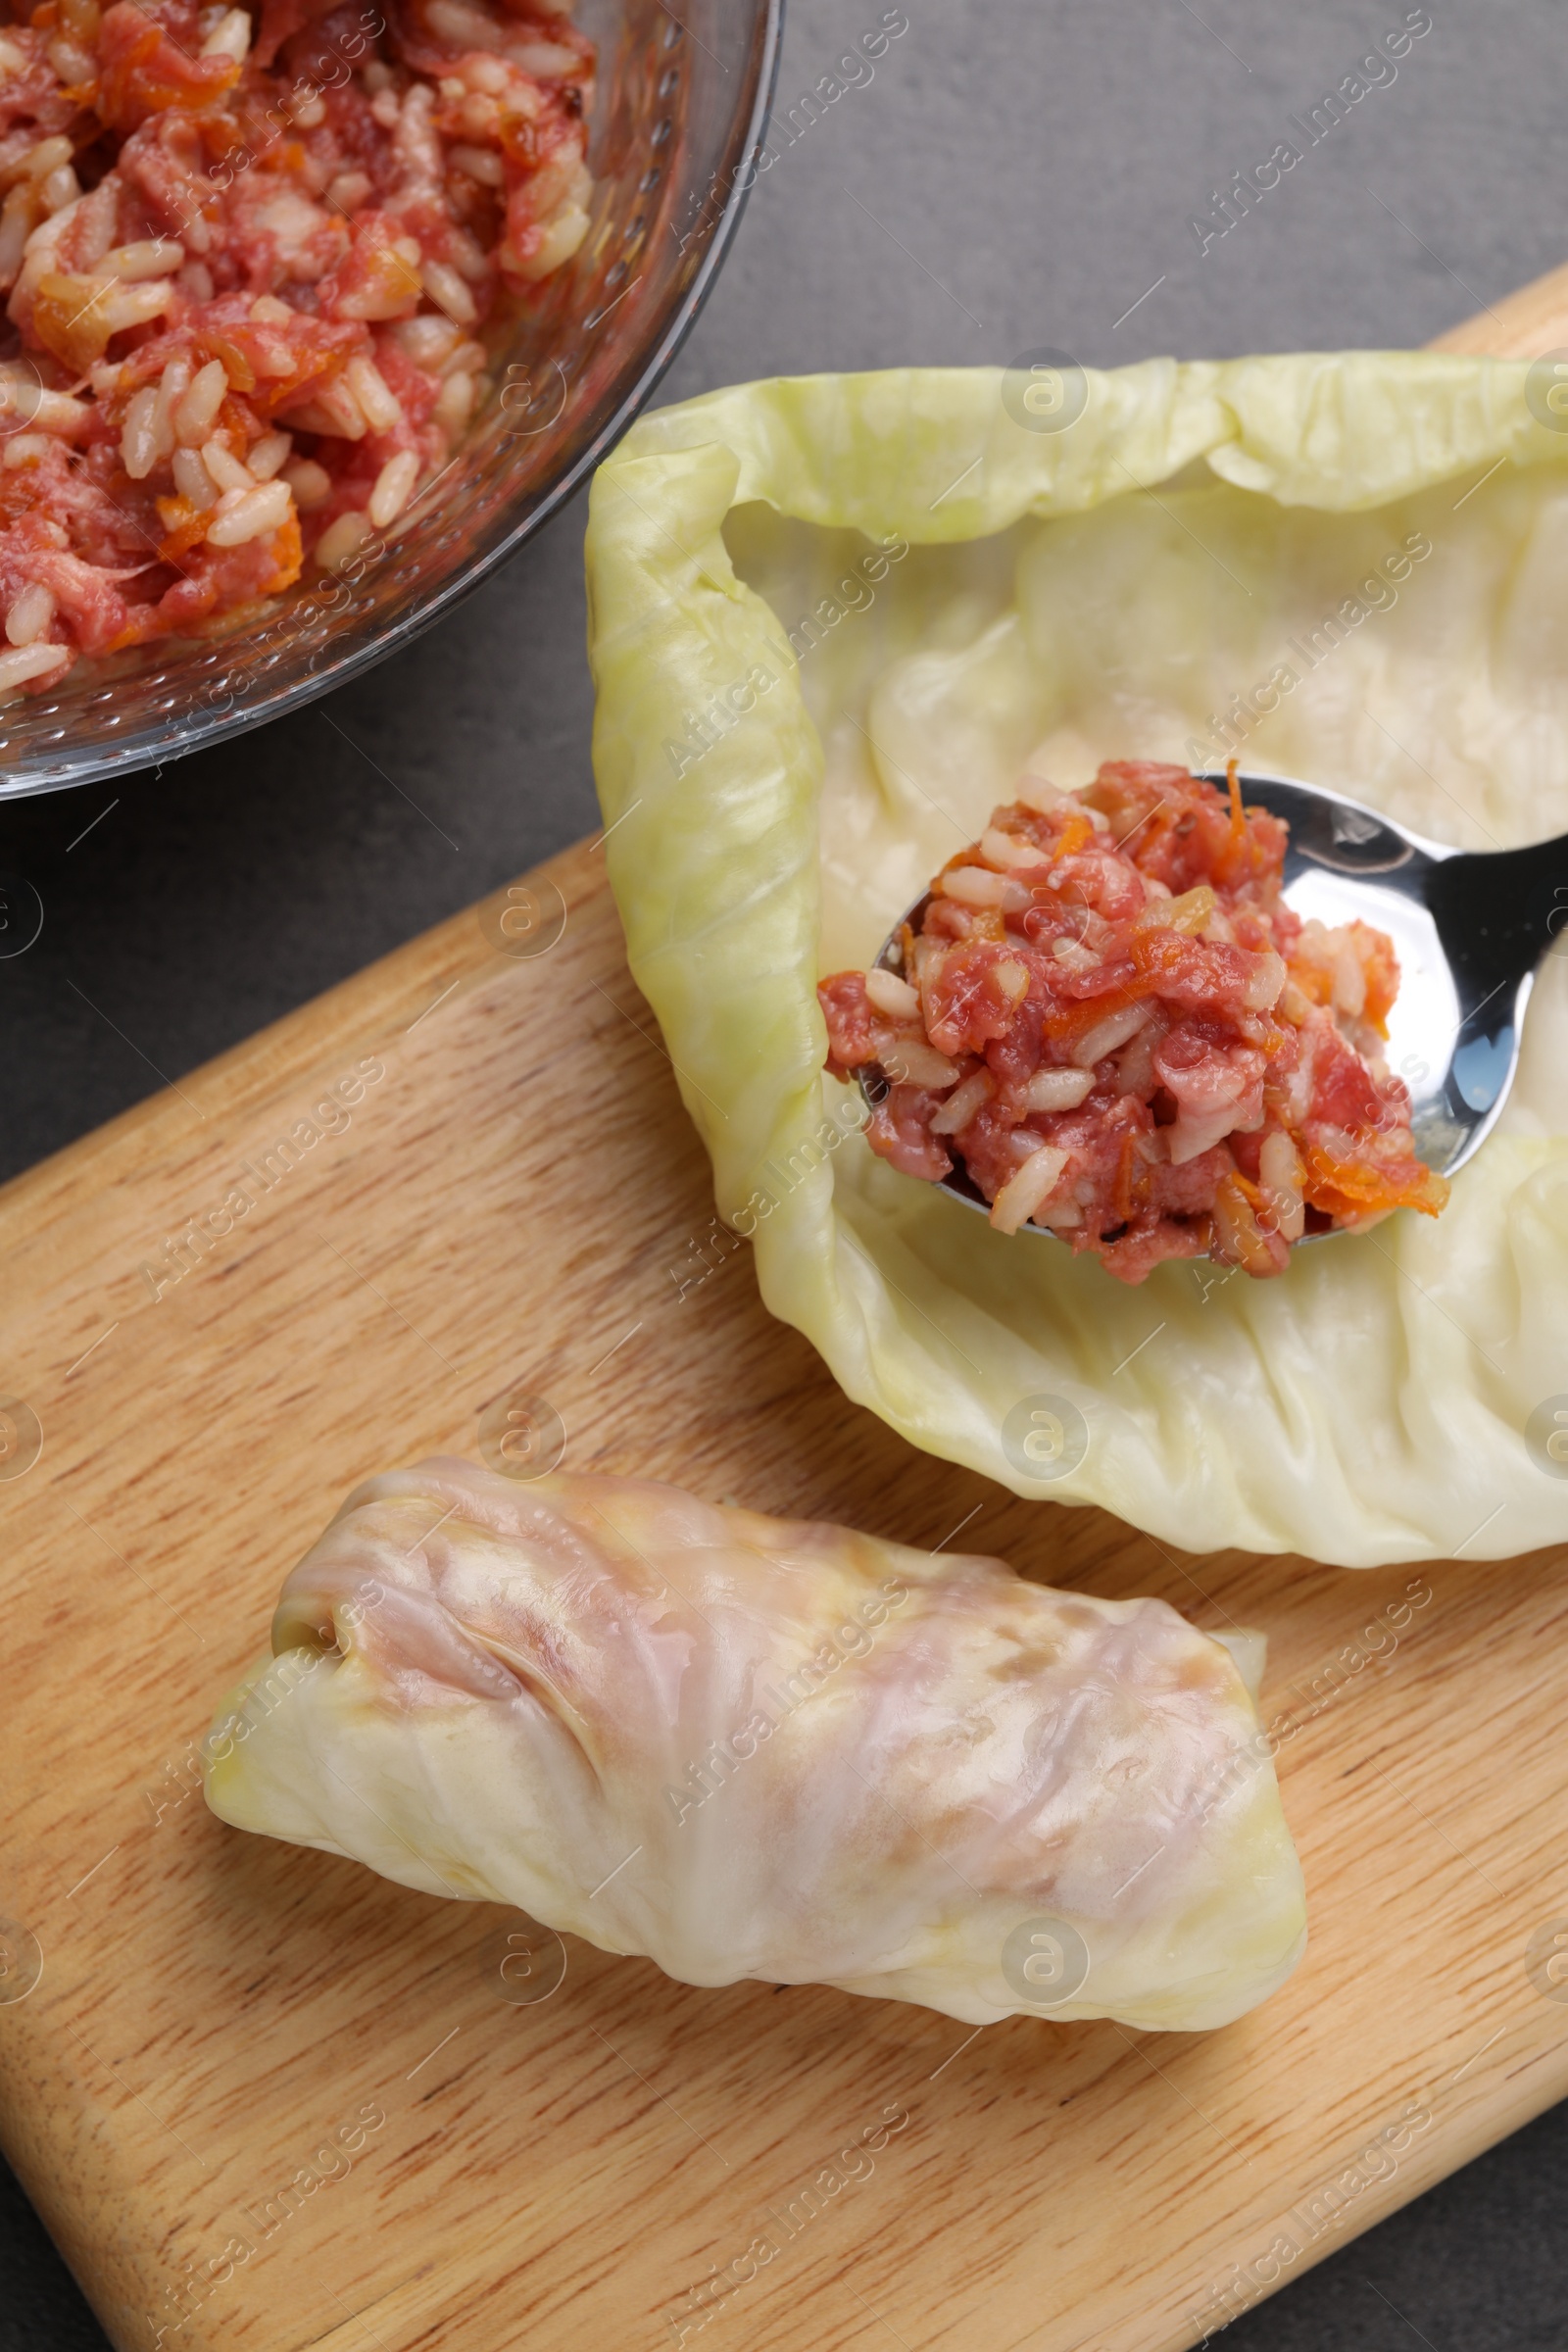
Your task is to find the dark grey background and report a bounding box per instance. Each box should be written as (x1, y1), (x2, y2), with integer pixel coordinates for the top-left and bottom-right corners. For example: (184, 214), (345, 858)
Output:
(3, 2), (1565, 2344)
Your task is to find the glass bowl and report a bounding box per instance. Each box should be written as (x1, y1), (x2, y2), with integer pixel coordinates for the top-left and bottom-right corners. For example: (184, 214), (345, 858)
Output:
(0, 0), (782, 801)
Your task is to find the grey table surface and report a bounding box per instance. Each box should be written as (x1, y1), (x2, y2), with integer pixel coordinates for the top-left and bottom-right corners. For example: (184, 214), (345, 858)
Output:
(2, 2), (1565, 2346)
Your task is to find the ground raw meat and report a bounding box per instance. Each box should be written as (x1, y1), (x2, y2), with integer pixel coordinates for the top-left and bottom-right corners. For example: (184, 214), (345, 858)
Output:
(0, 0), (594, 690)
(817, 760), (1450, 1285)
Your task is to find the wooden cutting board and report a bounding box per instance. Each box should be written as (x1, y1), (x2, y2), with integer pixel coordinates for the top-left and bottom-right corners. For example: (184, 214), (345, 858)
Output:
(5, 277), (1568, 2352)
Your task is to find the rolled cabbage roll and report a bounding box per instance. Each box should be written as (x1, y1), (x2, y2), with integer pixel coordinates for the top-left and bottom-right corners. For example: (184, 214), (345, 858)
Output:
(204, 1461), (1305, 2032)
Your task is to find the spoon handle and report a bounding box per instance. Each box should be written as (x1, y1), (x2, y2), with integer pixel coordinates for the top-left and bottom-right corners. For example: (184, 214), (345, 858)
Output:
(1424, 829), (1568, 1014)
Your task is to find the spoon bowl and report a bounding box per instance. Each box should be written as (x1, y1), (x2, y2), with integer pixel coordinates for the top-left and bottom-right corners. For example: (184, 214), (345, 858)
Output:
(864, 767), (1568, 1244)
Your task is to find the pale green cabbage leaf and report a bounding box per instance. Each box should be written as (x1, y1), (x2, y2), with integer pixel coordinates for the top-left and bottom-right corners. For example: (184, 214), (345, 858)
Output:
(585, 356), (1568, 1565)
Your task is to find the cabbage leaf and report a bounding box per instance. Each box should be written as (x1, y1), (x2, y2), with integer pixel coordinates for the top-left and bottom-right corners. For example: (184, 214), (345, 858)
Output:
(585, 357), (1568, 1564)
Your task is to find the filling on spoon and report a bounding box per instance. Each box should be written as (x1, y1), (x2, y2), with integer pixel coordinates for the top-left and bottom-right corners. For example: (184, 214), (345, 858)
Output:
(818, 759), (1449, 1284)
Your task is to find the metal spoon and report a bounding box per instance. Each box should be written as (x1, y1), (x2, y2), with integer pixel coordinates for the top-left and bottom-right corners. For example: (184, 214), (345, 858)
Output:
(864, 766), (1568, 1235)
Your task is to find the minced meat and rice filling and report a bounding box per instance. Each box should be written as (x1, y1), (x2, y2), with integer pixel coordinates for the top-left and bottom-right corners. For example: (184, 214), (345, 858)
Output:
(0, 0), (593, 688)
(818, 760), (1449, 1285)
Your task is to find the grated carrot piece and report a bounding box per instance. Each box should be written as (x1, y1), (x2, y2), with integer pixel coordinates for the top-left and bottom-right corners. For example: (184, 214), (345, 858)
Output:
(1226, 757), (1245, 842)
(1300, 1143), (1450, 1221)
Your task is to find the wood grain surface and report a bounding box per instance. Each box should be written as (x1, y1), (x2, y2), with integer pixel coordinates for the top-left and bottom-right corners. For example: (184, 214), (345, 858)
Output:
(4, 295), (1568, 2352)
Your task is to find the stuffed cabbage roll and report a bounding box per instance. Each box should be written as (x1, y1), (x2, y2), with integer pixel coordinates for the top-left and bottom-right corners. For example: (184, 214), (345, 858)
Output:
(204, 1460), (1305, 2032)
